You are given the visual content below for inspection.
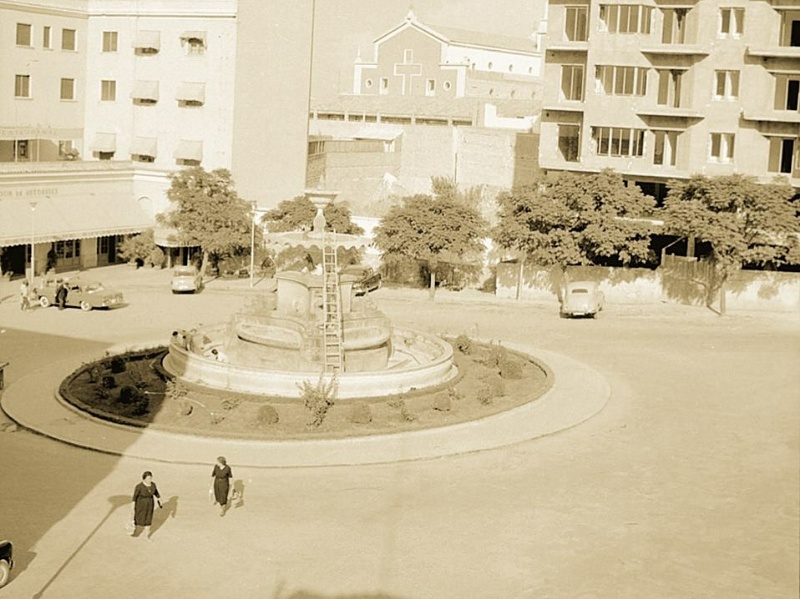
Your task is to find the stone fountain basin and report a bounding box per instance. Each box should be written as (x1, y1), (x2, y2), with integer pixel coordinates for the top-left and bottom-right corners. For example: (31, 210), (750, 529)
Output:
(163, 326), (457, 399)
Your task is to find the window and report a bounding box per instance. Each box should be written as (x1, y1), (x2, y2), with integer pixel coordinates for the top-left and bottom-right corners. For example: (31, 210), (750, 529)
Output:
(60, 78), (75, 100)
(599, 5), (652, 34)
(101, 79), (116, 101)
(719, 8), (744, 37)
(58, 140), (76, 159)
(443, 81), (452, 91)
(380, 78), (388, 95)
(187, 37), (204, 55)
(102, 31), (118, 52)
(426, 79), (435, 96)
(15, 74), (31, 98)
(62, 28), (76, 50)
(14, 140), (29, 160)
(713, 70), (739, 100)
(657, 69), (683, 108)
(365, 78), (373, 89)
(16, 23), (32, 46)
(593, 127), (646, 157)
(780, 12), (800, 47)
(565, 6), (588, 42)
(557, 124), (581, 162)
(43, 26), (52, 49)
(652, 130), (678, 166)
(595, 66), (647, 96)
(710, 133), (735, 162)
(768, 138), (797, 174)
(561, 65), (585, 101)
(661, 9), (687, 44)
(774, 75), (800, 111)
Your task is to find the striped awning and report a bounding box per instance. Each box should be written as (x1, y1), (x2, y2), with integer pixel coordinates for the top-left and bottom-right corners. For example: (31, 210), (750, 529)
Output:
(0, 195), (153, 246)
(173, 140), (203, 161)
(90, 132), (116, 152)
(132, 30), (160, 50)
(131, 136), (157, 157)
(175, 82), (205, 103)
(131, 80), (159, 101)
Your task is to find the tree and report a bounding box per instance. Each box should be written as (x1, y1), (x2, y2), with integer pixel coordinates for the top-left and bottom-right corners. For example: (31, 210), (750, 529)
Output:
(493, 170), (656, 290)
(662, 174), (800, 315)
(374, 185), (488, 299)
(158, 167), (256, 276)
(260, 195), (364, 271)
(261, 195), (364, 235)
(118, 229), (161, 267)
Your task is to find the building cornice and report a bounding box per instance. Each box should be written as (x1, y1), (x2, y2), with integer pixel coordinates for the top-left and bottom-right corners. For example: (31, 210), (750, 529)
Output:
(0, 0), (88, 19)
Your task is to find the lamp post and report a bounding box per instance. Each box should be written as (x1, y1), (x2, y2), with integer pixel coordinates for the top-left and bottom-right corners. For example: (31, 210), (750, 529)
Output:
(29, 200), (38, 284)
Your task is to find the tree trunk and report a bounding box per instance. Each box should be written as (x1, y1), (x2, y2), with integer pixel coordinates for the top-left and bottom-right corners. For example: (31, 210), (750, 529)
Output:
(429, 270), (436, 301)
(199, 250), (210, 279)
(719, 279), (727, 316)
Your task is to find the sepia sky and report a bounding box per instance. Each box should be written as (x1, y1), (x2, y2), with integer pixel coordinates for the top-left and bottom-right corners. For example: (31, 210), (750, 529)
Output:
(309, 0), (545, 97)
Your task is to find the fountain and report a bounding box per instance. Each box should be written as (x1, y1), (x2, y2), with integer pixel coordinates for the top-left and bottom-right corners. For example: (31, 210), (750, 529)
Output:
(162, 190), (457, 399)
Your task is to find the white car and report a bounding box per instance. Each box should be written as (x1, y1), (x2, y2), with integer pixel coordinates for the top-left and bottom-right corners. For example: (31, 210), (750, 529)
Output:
(171, 266), (203, 294)
(560, 281), (605, 318)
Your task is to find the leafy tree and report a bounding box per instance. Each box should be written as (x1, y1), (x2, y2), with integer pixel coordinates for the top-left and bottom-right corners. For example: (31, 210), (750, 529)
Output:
(374, 185), (488, 299)
(261, 195), (364, 235)
(260, 195), (364, 271)
(493, 170), (656, 288)
(157, 167), (256, 276)
(662, 174), (800, 314)
(118, 229), (159, 267)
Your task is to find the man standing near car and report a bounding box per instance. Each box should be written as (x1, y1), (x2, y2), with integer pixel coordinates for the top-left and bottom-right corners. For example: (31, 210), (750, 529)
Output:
(56, 281), (68, 310)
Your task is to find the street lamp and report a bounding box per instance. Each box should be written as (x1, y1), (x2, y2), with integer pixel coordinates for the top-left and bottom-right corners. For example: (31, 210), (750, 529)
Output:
(29, 200), (37, 284)
(249, 201), (257, 288)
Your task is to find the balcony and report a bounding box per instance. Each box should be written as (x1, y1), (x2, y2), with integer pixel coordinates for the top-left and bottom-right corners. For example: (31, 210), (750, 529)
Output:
(640, 45), (709, 58)
(741, 110), (800, 125)
(546, 41), (589, 53)
(636, 106), (703, 120)
(746, 46), (800, 60)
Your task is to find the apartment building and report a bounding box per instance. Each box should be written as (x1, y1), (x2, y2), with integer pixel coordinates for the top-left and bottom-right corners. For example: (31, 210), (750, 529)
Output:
(0, 0), (312, 277)
(540, 0), (800, 201)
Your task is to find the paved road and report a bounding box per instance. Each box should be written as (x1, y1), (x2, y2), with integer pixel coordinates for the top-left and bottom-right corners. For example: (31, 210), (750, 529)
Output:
(0, 266), (798, 599)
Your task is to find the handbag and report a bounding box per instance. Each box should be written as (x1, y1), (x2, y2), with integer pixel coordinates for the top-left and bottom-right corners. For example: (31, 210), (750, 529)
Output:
(207, 487), (215, 504)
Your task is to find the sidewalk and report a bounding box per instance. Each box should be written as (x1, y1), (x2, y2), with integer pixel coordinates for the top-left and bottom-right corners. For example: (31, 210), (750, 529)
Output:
(0, 342), (609, 468)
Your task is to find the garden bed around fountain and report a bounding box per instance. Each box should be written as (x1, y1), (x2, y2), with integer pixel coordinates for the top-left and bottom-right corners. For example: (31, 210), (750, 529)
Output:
(59, 339), (552, 441)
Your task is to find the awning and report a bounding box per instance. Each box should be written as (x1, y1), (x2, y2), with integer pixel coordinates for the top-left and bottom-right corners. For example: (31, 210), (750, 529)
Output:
(132, 30), (160, 50)
(0, 195), (154, 246)
(153, 226), (188, 248)
(175, 82), (205, 103)
(130, 80), (159, 101)
(180, 31), (206, 44)
(90, 132), (116, 152)
(131, 136), (157, 157)
(173, 140), (203, 161)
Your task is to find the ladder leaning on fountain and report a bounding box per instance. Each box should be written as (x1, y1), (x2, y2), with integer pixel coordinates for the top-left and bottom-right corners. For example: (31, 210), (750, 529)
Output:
(321, 233), (344, 373)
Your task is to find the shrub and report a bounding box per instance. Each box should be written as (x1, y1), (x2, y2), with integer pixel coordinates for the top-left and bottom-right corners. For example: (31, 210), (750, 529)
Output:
(388, 396), (417, 422)
(256, 405), (279, 426)
(210, 413), (225, 425)
(101, 375), (117, 389)
(130, 397), (149, 417)
(298, 374), (337, 428)
(349, 403), (372, 424)
(165, 379), (188, 402)
(482, 343), (508, 368)
(433, 393), (451, 412)
(147, 247), (165, 268)
(476, 384), (493, 405)
(447, 387), (463, 402)
(485, 374), (505, 398)
(86, 364), (101, 383)
(499, 358), (523, 380)
(109, 356), (126, 374)
(222, 397), (241, 411)
(454, 334), (473, 355)
(118, 385), (140, 404)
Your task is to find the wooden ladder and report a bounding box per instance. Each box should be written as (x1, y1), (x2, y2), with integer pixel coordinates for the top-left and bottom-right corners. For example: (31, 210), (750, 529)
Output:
(321, 235), (343, 373)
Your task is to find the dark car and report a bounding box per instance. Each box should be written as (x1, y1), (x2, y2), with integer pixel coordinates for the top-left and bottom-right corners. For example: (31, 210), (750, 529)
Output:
(341, 265), (382, 295)
(0, 540), (13, 588)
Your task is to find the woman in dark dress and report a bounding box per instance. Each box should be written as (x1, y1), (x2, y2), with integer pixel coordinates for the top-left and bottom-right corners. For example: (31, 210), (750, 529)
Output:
(210, 456), (232, 516)
(131, 471), (161, 539)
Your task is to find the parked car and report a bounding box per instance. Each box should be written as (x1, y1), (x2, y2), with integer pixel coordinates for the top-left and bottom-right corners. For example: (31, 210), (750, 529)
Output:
(37, 277), (124, 311)
(171, 265), (203, 293)
(0, 539), (13, 588)
(341, 265), (382, 296)
(560, 281), (604, 318)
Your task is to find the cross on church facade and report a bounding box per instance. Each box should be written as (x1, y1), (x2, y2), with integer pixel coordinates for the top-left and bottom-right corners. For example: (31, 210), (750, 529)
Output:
(393, 50), (422, 95)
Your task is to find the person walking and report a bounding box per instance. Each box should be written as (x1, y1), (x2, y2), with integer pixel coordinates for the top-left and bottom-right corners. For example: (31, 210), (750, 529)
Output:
(210, 456), (232, 516)
(131, 471), (162, 540)
(19, 280), (31, 311)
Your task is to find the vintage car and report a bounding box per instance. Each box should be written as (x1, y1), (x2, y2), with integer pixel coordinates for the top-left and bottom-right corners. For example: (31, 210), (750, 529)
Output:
(0, 539), (13, 588)
(37, 277), (124, 311)
(341, 264), (382, 296)
(171, 265), (203, 293)
(560, 281), (605, 318)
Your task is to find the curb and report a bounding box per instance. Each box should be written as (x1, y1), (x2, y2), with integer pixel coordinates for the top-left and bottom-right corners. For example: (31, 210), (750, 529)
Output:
(1, 344), (610, 468)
